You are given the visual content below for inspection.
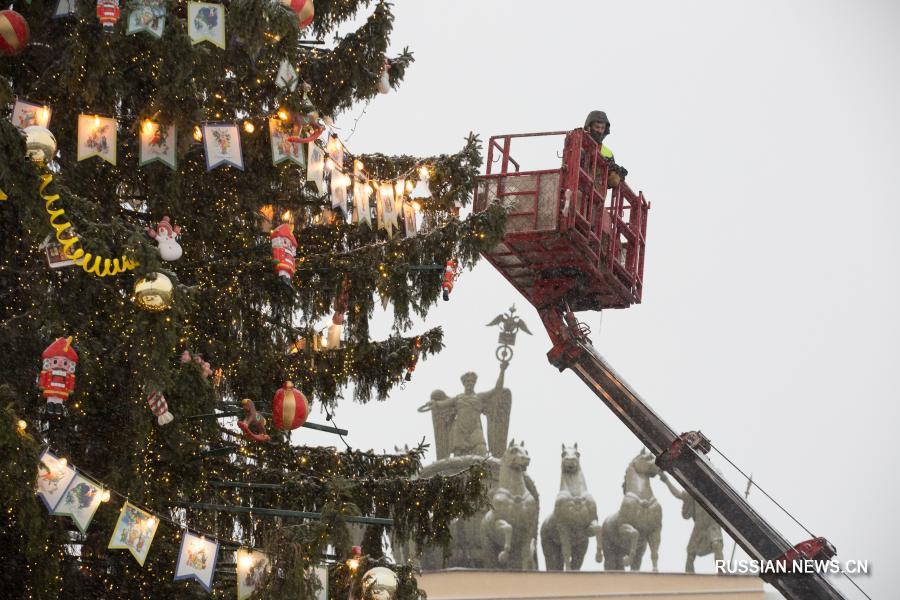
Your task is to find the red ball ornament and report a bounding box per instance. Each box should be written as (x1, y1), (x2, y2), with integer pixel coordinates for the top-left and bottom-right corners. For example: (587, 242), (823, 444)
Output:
(280, 0), (314, 29)
(271, 381), (309, 431)
(0, 10), (30, 56)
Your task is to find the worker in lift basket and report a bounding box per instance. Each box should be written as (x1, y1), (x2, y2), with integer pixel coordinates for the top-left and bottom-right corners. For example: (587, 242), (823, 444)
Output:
(584, 110), (628, 187)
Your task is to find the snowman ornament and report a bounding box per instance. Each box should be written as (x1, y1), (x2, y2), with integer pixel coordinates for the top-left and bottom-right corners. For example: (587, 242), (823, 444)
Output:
(147, 216), (183, 261)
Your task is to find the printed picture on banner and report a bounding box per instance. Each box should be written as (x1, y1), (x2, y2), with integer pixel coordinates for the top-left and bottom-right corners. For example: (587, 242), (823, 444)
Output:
(139, 122), (176, 168)
(175, 532), (219, 591)
(36, 450), (77, 511)
(108, 502), (159, 565)
(127, 0), (166, 38)
(77, 115), (117, 165)
(11, 99), (51, 129)
(202, 123), (243, 170)
(52, 473), (104, 533)
(236, 549), (270, 599)
(268, 118), (304, 166)
(187, 2), (225, 48)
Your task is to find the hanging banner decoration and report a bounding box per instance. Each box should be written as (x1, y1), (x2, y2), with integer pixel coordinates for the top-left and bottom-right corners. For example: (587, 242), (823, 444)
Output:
(139, 121), (176, 169)
(236, 548), (270, 600)
(52, 0), (76, 18)
(77, 114), (117, 165)
(330, 172), (349, 218)
(187, 2), (225, 49)
(311, 565), (328, 600)
(126, 0), (165, 38)
(403, 202), (417, 238)
(376, 182), (398, 238)
(36, 449), (77, 512)
(52, 472), (104, 533)
(202, 122), (243, 171)
(11, 99), (51, 129)
(306, 142), (326, 194)
(352, 161), (372, 227)
(174, 531), (219, 591)
(276, 59), (298, 91)
(108, 502), (159, 566)
(40, 174), (139, 277)
(268, 117), (305, 166)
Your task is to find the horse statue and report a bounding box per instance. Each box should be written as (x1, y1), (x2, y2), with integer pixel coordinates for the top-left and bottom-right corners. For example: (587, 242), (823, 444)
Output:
(659, 473), (724, 572)
(597, 448), (663, 571)
(540, 443), (602, 570)
(481, 439), (539, 569)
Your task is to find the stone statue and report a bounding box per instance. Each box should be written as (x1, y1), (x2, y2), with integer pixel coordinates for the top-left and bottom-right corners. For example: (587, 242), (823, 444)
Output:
(597, 448), (663, 571)
(540, 443), (602, 571)
(419, 365), (511, 459)
(659, 473), (724, 572)
(482, 439), (539, 569)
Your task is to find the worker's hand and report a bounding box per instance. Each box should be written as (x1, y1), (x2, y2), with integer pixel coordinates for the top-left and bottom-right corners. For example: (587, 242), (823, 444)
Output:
(659, 472), (669, 483)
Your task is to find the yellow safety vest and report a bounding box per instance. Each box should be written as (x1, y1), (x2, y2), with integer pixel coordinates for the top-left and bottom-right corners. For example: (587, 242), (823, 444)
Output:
(600, 144), (614, 159)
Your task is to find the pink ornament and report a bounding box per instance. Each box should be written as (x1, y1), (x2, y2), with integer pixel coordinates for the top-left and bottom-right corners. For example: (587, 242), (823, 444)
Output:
(146, 389), (174, 425)
(180, 351), (212, 379)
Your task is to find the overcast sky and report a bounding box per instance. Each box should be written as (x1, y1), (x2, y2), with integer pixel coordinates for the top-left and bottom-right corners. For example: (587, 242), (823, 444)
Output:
(296, 2), (900, 598)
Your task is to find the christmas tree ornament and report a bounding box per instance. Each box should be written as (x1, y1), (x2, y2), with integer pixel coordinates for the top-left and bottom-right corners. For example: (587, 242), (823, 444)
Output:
(279, 0), (313, 29)
(188, 2), (225, 49)
(0, 10), (29, 56)
(147, 216), (183, 261)
(237, 549), (270, 600)
(36, 450), (77, 511)
(133, 272), (174, 311)
(12, 99), (51, 129)
(442, 259), (458, 301)
(146, 389), (174, 425)
(276, 59), (298, 91)
(326, 278), (350, 349)
(77, 114), (117, 165)
(96, 0), (121, 30)
(139, 120), (176, 168)
(202, 122), (244, 170)
(108, 502), (159, 566)
(412, 166), (432, 199)
(271, 222), (297, 281)
(180, 351), (212, 379)
(376, 60), (391, 94)
(175, 531), (220, 592)
(271, 381), (309, 431)
(307, 142), (326, 194)
(287, 112), (324, 144)
(405, 337), (422, 381)
(126, 0), (166, 38)
(361, 566), (399, 600)
(237, 398), (270, 442)
(38, 337), (78, 414)
(40, 233), (77, 268)
(52, 473), (104, 533)
(24, 125), (57, 163)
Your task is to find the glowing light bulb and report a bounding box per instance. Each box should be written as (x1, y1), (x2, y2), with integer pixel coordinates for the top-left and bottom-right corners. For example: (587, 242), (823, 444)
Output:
(243, 121), (255, 133)
(100, 490), (111, 502)
(142, 120), (154, 135)
(418, 165), (430, 180)
(395, 180), (405, 196)
(347, 558), (359, 571)
(58, 458), (67, 467)
(39, 107), (50, 125)
(16, 419), (26, 431)
(405, 179), (414, 193)
(411, 201), (422, 212)
(93, 115), (100, 128)
(239, 553), (255, 570)
(193, 126), (202, 142)
(354, 159), (364, 171)
(281, 210), (292, 223)
(277, 109), (289, 121)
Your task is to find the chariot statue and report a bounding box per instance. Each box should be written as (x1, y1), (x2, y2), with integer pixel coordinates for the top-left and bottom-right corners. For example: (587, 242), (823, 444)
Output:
(659, 473), (725, 572)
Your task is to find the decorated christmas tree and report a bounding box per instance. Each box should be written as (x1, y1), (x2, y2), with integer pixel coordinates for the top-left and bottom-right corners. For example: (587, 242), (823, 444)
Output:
(0, 1), (505, 597)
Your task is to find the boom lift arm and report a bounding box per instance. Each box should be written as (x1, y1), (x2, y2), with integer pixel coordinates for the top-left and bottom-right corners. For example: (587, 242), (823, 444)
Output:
(538, 303), (846, 600)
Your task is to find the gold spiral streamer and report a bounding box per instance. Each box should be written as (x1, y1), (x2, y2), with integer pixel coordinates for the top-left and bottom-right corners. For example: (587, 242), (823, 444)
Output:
(39, 174), (139, 277)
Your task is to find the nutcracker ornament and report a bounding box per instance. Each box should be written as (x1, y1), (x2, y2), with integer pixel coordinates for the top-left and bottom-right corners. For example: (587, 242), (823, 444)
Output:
(271, 222), (297, 282)
(38, 337), (78, 415)
(271, 381), (309, 431)
(147, 216), (182, 261)
(237, 398), (271, 442)
(96, 0), (120, 30)
(146, 389), (174, 425)
(442, 259), (458, 301)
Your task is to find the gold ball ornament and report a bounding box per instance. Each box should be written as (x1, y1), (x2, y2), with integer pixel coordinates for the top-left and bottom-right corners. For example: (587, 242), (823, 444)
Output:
(23, 125), (57, 163)
(361, 566), (398, 600)
(133, 273), (174, 312)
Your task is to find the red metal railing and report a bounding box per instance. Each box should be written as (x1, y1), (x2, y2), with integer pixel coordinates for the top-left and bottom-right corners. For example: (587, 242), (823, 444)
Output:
(476, 129), (649, 305)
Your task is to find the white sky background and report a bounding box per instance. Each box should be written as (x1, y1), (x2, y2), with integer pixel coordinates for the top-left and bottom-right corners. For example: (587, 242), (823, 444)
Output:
(295, 2), (900, 598)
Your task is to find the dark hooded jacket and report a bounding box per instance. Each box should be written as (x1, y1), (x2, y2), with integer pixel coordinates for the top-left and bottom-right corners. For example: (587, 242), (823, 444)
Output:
(583, 110), (627, 183)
